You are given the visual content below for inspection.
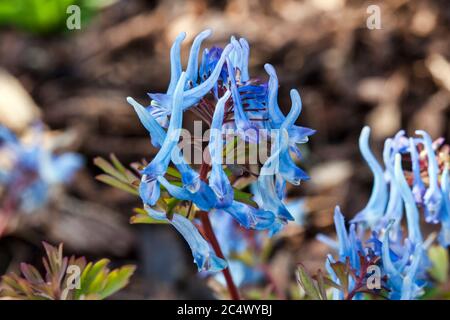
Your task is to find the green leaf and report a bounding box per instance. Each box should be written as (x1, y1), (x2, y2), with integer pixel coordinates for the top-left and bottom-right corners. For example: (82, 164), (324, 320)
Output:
(233, 189), (257, 206)
(329, 259), (351, 297)
(296, 264), (322, 300)
(109, 154), (139, 182)
(95, 174), (139, 196)
(130, 209), (168, 225)
(94, 157), (129, 184)
(75, 259), (110, 299)
(98, 265), (136, 299)
(428, 245), (449, 284)
(166, 166), (182, 179)
(315, 269), (328, 300)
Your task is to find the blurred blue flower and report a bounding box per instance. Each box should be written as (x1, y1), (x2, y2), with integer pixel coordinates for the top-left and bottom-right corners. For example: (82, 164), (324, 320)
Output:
(318, 126), (449, 300)
(0, 125), (83, 214)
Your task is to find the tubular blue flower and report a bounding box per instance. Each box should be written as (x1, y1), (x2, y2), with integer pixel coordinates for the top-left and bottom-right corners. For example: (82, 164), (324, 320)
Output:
(145, 72), (187, 177)
(376, 138), (403, 232)
(213, 201), (275, 231)
(277, 90), (310, 185)
(145, 206), (227, 272)
(0, 125), (83, 214)
(226, 56), (258, 142)
(157, 176), (218, 211)
(394, 154), (423, 244)
(208, 90), (234, 206)
(186, 29), (213, 87)
(416, 130), (442, 223)
(351, 126), (388, 227)
(264, 64), (315, 150)
(167, 32), (186, 95)
(238, 38), (250, 83)
(257, 148), (294, 227)
(317, 127), (450, 300)
(381, 227), (425, 300)
(127, 97), (200, 194)
(139, 73), (188, 206)
(127, 29), (313, 273)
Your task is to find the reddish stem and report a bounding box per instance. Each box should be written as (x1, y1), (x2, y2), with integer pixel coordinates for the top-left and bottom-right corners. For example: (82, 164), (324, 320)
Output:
(198, 163), (241, 300)
(199, 211), (241, 300)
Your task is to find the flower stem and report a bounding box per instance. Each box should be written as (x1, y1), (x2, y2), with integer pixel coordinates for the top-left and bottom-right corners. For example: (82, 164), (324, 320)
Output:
(199, 211), (241, 300)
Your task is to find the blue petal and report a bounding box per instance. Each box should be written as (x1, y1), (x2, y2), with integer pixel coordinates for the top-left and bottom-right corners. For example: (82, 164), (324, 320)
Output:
(238, 38), (250, 82)
(226, 56), (258, 142)
(127, 97), (200, 193)
(139, 175), (160, 205)
(381, 223), (403, 293)
(351, 126), (388, 227)
(277, 129), (309, 185)
(145, 206), (227, 272)
(157, 176), (217, 211)
(258, 148), (294, 221)
(167, 32), (186, 95)
(185, 44), (232, 104)
(416, 130), (442, 223)
(400, 245), (424, 300)
(208, 91), (234, 207)
(186, 29), (212, 86)
(333, 207), (352, 261)
(144, 72), (187, 178)
(394, 154), (423, 244)
(377, 138), (403, 231)
(264, 63), (285, 127)
(276, 90), (310, 185)
(219, 201), (275, 230)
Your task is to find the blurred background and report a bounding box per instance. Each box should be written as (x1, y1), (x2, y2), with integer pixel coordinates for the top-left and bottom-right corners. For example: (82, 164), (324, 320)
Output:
(0, 0), (449, 299)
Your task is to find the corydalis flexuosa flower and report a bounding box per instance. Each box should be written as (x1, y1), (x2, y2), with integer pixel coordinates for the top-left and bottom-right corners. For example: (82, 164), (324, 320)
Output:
(318, 126), (450, 300)
(126, 29), (314, 272)
(0, 125), (83, 233)
(351, 126), (450, 246)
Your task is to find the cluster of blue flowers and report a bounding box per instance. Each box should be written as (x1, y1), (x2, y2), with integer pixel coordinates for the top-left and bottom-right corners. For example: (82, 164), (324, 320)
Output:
(127, 29), (314, 272)
(0, 125), (83, 214)
(319, 126), (450, 299)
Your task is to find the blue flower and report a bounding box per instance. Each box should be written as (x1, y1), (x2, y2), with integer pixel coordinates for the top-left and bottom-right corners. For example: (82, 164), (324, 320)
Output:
(127, 29), (313, 272)
(0, 125), (83, 214)
(145, 206), (226, 272)
(208, 91), (234, 207)
(351, 126), (388, 227)
(416, 130), (442, 223)
(318, 126), (449, 300)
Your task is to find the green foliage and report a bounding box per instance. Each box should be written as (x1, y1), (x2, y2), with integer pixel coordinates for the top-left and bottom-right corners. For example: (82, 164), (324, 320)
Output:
(428, 245), (449, 284)
(421, 245), (450, 299)
(296, 264), (326, 300)
(94, 154), (140, 196)
(296, 255), (389, 300)
(0, 242), (135, 300)
(0, 0), (114, 34)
